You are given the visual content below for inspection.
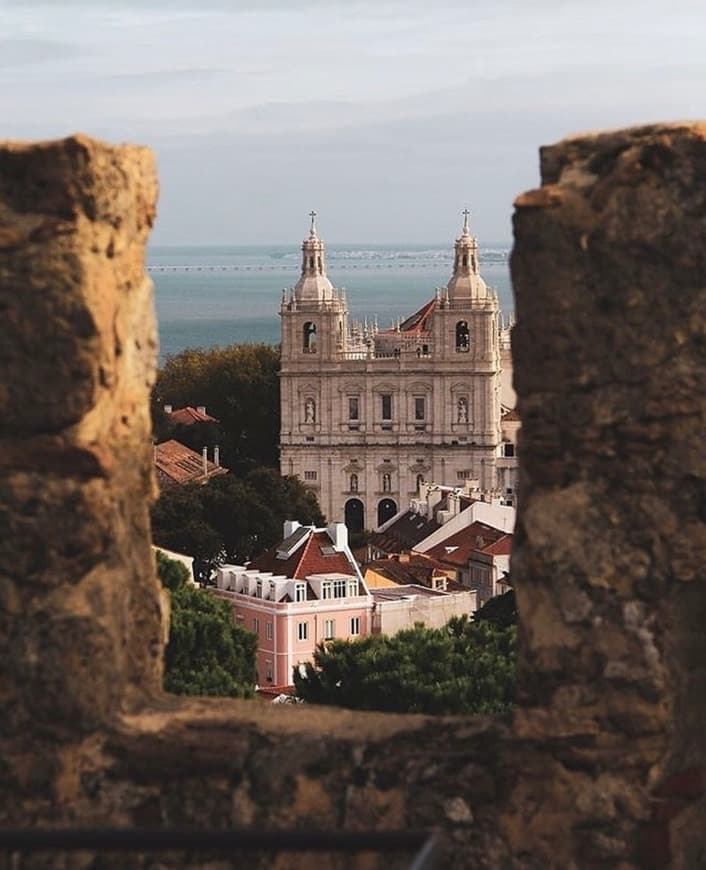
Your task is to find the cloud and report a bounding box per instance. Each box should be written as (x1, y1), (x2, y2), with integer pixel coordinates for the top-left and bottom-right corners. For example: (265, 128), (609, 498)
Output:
(0, 37), (83, 68)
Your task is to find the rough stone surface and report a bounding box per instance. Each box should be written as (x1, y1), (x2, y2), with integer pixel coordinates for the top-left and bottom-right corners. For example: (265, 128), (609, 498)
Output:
(0, 137), (163, 735)
(1, 127), (706, 868)
(510, 122), (706, 868)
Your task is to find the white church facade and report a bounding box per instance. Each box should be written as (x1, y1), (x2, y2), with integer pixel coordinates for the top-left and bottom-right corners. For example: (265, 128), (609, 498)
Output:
(279, 212), (516, 532)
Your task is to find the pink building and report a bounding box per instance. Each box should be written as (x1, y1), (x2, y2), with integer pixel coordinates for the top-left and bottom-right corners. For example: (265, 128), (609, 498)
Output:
(213, 521), (372, 687)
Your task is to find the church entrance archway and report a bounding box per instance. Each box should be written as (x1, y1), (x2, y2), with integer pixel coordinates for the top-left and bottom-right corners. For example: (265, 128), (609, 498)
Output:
(377, 498), (397, 528)
(344, 498), (365, 533)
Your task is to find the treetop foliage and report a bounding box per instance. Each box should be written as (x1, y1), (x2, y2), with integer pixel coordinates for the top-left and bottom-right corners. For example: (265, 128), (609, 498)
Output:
(153, 343), (280, 472)
(473, 589), (516, 629)
(156, 550), (257, 698)
(151, 467), (324, 581)
(294, 615), (516, 716)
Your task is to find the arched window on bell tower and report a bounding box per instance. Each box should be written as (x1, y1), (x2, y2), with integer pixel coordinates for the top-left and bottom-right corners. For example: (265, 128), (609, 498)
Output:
(303, 321), (317, 353)
(456, 320), (470, 353)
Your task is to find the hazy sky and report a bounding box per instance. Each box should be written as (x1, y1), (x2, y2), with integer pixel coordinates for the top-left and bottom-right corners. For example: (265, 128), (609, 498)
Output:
(3, 0), (704, 244)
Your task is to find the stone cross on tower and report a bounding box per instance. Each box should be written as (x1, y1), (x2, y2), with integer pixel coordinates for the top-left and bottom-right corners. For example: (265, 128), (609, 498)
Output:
(462, 208), (470, 235)
(309, 210), (318, 237)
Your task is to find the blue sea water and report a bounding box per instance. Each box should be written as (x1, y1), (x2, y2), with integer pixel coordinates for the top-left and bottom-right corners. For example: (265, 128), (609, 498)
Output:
(148, 244), (513, 361)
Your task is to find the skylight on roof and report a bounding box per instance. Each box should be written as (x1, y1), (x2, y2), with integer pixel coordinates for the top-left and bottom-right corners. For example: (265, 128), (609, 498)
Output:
(276, 526), (309, 559)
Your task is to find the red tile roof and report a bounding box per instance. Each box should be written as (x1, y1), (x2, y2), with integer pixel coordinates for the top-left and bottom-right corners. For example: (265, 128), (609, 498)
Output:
(378, 297), (438, 336)
(249, 530), (356, 580)
(168, 406), (219, 425)
(365, 554), (465, 591)
(424, 522), (513, 567)
(501, 407), (521, 422)
(154, 439), (227, 486)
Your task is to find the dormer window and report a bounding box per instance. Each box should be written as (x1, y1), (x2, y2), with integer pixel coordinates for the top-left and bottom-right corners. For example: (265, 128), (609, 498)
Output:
(295, 582), (307, 602)
(333, 578), (347, 598)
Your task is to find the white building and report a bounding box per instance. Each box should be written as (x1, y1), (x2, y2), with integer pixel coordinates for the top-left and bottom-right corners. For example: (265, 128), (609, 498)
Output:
(280, 211), (515, 531)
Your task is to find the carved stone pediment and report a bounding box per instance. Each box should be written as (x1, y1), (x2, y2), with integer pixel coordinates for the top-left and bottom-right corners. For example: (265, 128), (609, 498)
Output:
(343, 459), (363, 473)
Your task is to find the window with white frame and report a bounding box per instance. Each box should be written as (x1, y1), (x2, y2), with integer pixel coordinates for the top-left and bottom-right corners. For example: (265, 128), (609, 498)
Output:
(265, 660), (273, 681)
(297, 621), (309, 641)
(253, 617), (260, 633)
(347, 579), (358, 597)
(333, 578), (347, 598)
(324, 619), (335, 640)
(255, 579), (263, 598)
(266, 621), (273, 640)
(350, 617), (360, 636)
(321, 581), (332, 599)
(295, 581), (307, 602)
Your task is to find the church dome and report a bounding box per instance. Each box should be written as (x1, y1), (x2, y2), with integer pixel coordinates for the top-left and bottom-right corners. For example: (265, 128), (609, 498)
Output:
(294, 211), (334, 303)
(446, 210), (488, 303)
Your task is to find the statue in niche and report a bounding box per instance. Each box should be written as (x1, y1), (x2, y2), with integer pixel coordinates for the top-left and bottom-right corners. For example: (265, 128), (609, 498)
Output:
(457, 397), (469, 423)
(304, 398), (316, 423)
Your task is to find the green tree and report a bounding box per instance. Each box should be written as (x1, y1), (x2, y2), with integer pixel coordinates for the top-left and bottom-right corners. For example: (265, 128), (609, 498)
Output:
(474, 589), (516, 629)
(156, 551), (257, 698)
(151, 469), (325, 580)
(155, 549), (190, 591)
(151, 484), (225, 582)
(153, 344), (280, 472)
(294, 616), (516, 715)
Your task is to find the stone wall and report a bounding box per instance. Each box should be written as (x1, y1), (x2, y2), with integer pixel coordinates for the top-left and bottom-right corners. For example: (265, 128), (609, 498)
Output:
(0, 126), (704, 868)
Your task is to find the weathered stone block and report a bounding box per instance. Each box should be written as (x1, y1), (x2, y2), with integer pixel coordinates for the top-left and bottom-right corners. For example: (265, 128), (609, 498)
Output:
(2, 127), (706, 869)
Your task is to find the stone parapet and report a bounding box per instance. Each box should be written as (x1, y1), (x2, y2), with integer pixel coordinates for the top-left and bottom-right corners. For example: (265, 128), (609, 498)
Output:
(1, 127), (705, 868)
(0, 136), (164, 739)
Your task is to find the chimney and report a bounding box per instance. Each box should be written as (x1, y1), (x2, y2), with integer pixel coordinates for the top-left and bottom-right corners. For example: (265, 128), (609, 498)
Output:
(197, 405), (206, 415)
(327, 522), (348, 552)
(202, 446), (208, 476)
(214, 445), (220, 467)
(163, 404), (172, 414)
(283, 520), (301, 539)
(398, 552), (410, 564)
